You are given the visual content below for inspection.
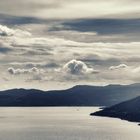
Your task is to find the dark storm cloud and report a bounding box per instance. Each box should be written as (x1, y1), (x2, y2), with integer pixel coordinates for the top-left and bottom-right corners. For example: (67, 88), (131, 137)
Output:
(0, 46), (12, 53)
(0, 14), (50, 25)
(50, 19), (140, 35)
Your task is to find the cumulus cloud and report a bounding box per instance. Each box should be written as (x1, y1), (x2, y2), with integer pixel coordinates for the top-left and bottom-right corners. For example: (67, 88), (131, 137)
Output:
(104, 64), (140, 83)
(63, 59), (97, 75)
(8, 67), (41, 75)
(109, 64), (128, 70)
(0, 24), (31, 37)
(0, 25), (14, 36)
(109, 64), (140, 75)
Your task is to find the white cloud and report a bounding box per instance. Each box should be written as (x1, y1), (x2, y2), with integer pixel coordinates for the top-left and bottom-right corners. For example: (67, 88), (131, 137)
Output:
(0, 0), (140, 19)
(0, 24), (31, 37)
(109, 64), (128, 70)
(7, 67), (41, 75)
(0, 25), (14, 36)
(63, 59), (97, 75)
(132, 67), (140, 73)
(105, 64), (140, 83)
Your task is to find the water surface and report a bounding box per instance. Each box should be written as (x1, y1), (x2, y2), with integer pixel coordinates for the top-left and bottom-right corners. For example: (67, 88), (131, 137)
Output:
(0, 107), (139, 140)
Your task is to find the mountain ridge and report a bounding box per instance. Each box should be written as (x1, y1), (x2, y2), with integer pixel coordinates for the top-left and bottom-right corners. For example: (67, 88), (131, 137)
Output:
(0, 83), (140, 106)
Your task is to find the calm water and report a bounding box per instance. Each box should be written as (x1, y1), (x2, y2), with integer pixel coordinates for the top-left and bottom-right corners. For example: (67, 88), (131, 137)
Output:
(0, 107), (139, 140)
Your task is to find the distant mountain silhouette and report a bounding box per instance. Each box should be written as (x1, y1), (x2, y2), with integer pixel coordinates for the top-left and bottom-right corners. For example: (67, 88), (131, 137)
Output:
(91, 96), (140, 122)
(0, 83), (140, 106)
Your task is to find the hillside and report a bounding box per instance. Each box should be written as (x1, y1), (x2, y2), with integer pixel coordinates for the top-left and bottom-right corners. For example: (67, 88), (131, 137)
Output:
(0, 84), (140, 106)
(91, 96), (140, 122)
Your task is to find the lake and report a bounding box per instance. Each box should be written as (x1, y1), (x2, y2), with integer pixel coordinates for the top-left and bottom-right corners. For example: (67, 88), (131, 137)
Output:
(0, 107), (139, 140)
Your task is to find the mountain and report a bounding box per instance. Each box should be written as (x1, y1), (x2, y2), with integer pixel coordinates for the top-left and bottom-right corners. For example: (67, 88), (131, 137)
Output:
(0, 83), (140, 106)
(91, 96), (140, 122)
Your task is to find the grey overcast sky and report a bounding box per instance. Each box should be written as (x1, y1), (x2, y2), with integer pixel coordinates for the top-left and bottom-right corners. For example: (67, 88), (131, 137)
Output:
(0, 0), (140, 90)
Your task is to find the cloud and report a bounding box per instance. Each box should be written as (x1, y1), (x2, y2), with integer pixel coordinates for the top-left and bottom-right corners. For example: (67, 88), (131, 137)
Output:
(0, 24), (31, 37)
(109, 64), (128, 70)
(132, 67), (140, 73)
(0, 23), (140, 88)
(0, 41), (13, 53)
(0, 0), (140, 19)
(7, 67), (41, 75)
(10, 62), (59, 68)
(104, 64), (140, 84)
(0, 24), (14, 36)
(56, 19), (140, 36)
(63, 59), (97, 75)
(26, 73), (46, 82)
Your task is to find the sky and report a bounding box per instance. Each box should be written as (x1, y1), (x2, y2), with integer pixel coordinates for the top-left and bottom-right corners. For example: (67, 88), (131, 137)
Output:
(0, 0), (140, 90)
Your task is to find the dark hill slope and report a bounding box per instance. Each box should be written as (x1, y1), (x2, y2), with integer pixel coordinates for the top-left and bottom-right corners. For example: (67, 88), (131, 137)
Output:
(91, 96), (140, 122)
(0, 84), (140, 106)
